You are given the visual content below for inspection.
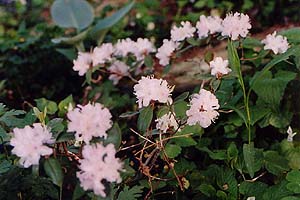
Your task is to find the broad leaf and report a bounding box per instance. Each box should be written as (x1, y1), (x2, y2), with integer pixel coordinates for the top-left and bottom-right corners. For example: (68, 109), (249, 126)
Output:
(51, 0), (94, 30)
(89, 1), (135, 37)
(44, 158), (64, 188)
(137, 106), (153, 133)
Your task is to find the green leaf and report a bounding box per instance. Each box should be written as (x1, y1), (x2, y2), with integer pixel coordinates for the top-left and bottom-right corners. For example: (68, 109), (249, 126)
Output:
(104, 123), (122, 148)
(197, 147), (227, 160)
(174, 92), (189, 102)
(0, 126), (10, 143)
(164, 144), (182, 158)
(51, 0), (94, 30)
(0, 160), (12, 174)
(171, 131), (197, 147)
(198, 184), (216, 197)
(156, 106), (169, 118)
(58, 95), (73, 117)
(144, 55), (153, 68)
(56, 48), (77, 61)
(118, 185), (144, 200)
(264, 151), (289, 175)
(239, 181), (268, 200)
(263, 180), (292, 200)
(227, 39), (241, 78)
(47, 118), (65, 137)
(119, 111), (139, 118)
(250, 46), (300, 90)
(35, 98), (58, 115)
(174, 100), (188, 118)
(286, 170), (300, 194)
(280, 28), (300, 44)
(89, 1), (135, 37)
(72, 183), (85, 200)
(137, 106), (153, 133)
(250, 105), (270, 125)
(252, 70), (296, 109)
(44, 158), (64, 188)
(186, 37), (201, 46)
(243, 143), (256, 178)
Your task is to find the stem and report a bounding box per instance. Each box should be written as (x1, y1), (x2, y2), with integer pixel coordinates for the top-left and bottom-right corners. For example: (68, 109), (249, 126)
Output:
(59, 186), (63, 200)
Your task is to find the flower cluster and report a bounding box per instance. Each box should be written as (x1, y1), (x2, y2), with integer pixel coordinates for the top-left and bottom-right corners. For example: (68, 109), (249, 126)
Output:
(186, 89), (220, 128)
(134, 76), (173, 108)
(261, 31), (289, 54)
(108, 60), (130, 85)
(196, 15), (223, 38)
(171, 21), (196, 42)
(10, 123), (54, 168)
(156, 12), (251, 66)
(209, 57), (231, 78)
(73, 38), (155, 76)
(67, 103), (112, 144)
(221, 12), (251, 40)
(156, 39), (179, 66)
(77, 143), (123, 197)
(155, 112), (178, 133)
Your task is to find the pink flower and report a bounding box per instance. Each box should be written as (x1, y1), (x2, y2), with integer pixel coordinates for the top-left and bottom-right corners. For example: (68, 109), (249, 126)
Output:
(73, 52), (92, 76)
(108, 61), (130, 85)
(77, 143), (123, 197)
(92, 43), (114, 66)
(171, 21), (196, 42)
(155, 39), (179, 66)
(209, 57), (231, 78)
(67, 103), (112, 144)
(196, 15), (223, 38)
(186, 89), (220, 128)
(261, 31), (289, 54)
(134, 76), (173, 108)
(10, 123), (54, 168)
(221, 12), (251, 40)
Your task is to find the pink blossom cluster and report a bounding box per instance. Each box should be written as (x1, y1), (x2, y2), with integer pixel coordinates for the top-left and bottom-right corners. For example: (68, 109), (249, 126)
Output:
(10, 123), (54, 168)
(186, 89), (220, 128)
(134, 76), (173, 108)
(77, 143), (123, 197)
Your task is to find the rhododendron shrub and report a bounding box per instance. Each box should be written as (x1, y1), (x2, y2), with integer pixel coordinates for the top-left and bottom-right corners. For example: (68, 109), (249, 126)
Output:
(1, 7), (300, 200)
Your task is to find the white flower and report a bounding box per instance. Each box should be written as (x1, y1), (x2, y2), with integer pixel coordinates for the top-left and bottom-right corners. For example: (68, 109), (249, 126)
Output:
(108, 61), (130, 85)
(247, 197), (255, 200)
(209, 57), (231, 78)
(171, 21), (196, 42)
(287, 126), (297, 142)
(67, 103), (112, 144)
(10, 123), (54, 168)
(92, 43), (114, 66)
(155, 112), (178, 133)
(196, 15), (223, 38)
(156, 39), (179, 66)
(133, 38), (156, 61)
(134, 76), (173, 108)
(261, 31), (289, 54)
(73, 52), (92, 76)
(186, 89), (220, 128)
(114, 38), (136, 57)
(77, 143), (123, 197)
(221, 12), (251, 40)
